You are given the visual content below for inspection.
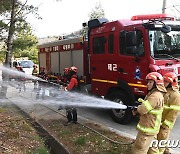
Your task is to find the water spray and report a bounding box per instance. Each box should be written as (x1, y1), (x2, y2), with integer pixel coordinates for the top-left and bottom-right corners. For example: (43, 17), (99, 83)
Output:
(0, 66), (127, 110)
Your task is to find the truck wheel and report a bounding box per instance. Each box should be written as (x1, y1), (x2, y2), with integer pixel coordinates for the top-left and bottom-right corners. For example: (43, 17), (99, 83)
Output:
(108, 91), (132, 124)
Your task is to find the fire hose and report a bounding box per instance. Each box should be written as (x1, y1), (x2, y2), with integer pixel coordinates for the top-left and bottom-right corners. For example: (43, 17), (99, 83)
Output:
(15, 80), (137, 146)
(39, 104), (135, 145)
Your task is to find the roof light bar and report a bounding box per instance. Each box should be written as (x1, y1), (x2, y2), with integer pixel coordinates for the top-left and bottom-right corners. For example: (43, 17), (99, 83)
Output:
(131, 14), (174, 21)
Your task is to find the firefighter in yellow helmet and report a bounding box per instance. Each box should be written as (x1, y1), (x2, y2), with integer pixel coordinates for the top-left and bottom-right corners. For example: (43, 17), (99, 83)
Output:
(32, 64), (38, 89)
(157, 72), (180, 154)
(32, 64), (38, 76)
(132, 72), (166, 154)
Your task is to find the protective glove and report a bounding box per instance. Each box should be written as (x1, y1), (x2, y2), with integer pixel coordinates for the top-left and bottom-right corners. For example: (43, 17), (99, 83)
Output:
(138, 98), (144, 103)
(132, 109), (138, 116)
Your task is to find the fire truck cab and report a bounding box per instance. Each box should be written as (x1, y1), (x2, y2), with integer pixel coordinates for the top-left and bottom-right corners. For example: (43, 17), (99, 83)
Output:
(38, 14), (180, 124)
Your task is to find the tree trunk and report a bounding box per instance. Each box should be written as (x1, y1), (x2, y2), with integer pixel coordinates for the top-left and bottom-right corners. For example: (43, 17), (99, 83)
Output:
(5, 0), (16, 66)
(1, 0), (16, 98)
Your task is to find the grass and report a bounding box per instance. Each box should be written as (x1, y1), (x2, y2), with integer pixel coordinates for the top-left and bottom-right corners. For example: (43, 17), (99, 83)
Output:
(27, 146), (49, 154)
(21, 122), (34, 131)
(75, 136), (87, 146)
(58, 129), (72, 138)
(31, 135), (44, 142)
(0, 107), (6, 112)
(40, 119), (133, 154)
(0, 105), (50, 154)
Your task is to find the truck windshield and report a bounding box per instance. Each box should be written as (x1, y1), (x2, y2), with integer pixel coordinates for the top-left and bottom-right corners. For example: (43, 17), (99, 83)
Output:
(149, 30), (180, 59)
(18, 60), (34, 68)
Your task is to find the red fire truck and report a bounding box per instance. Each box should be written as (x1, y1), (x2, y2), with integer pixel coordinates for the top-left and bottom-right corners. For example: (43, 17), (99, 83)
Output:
(38, 14), (180, 124)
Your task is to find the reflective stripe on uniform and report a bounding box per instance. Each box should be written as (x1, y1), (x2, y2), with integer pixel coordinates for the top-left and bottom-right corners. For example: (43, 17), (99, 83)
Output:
(164, 104), (180, 111)
(163, 119), (174, 129)
(137, 100), (163, 134)
(142, 100), (153, 112)
(137, 112), (162, 134)
(137, 124), (158, 134)
(154, 151), (161, 154)
(150, 108), (163, 115)
(142, 100), (163, 115)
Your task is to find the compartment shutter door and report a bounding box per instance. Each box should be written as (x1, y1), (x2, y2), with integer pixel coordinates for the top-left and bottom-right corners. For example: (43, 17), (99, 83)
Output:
(50, 52), (59, 74)
(39, 53), (46, 68)
(72, 50), (83, 76)
(60, 51), (72, 74)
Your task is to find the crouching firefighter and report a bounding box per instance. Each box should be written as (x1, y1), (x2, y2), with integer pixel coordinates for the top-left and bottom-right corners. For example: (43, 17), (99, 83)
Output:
(157, 72), (180, 154)
(132, 72), (166, 154)
(64, 66), (78, 125)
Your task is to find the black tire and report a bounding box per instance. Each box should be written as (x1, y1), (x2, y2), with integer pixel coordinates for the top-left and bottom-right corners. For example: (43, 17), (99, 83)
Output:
(108, 90), (132, 124)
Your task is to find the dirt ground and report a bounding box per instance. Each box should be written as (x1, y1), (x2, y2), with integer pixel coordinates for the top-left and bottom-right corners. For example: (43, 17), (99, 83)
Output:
(0, 103), (133, 154)
(36, 108), (134, 154)
(0, 104), (49, 154)
(40, 118), (133, 154)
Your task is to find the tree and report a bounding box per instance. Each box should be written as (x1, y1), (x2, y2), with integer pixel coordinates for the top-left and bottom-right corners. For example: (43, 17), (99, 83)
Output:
(62, 3), (105, 39)
(0, 0), (40, 97)
(5, 0), (16, 66)
(0, 0), (40, 65)
(88, 3), (105, 20)
(0, 0), (12, 40)
(81, 3), (105, 38)
(12, 23), (38, 63)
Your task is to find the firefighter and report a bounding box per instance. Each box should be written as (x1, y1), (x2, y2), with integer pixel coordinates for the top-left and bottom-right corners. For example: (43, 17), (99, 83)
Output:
(32, 64), (38, 76)
(16, 66), (26, 92)
(157, 72), (180, 154)
(36, 66), (47, 99)
(57, 67), (70, 87)
(132, 72), (166, 154)
(64, 66), (78, 125)
(61, 67), (70, 85)
(38, 66), (46, 79)
(58, 67), (70, 110)
(32, 64), (38, 89)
